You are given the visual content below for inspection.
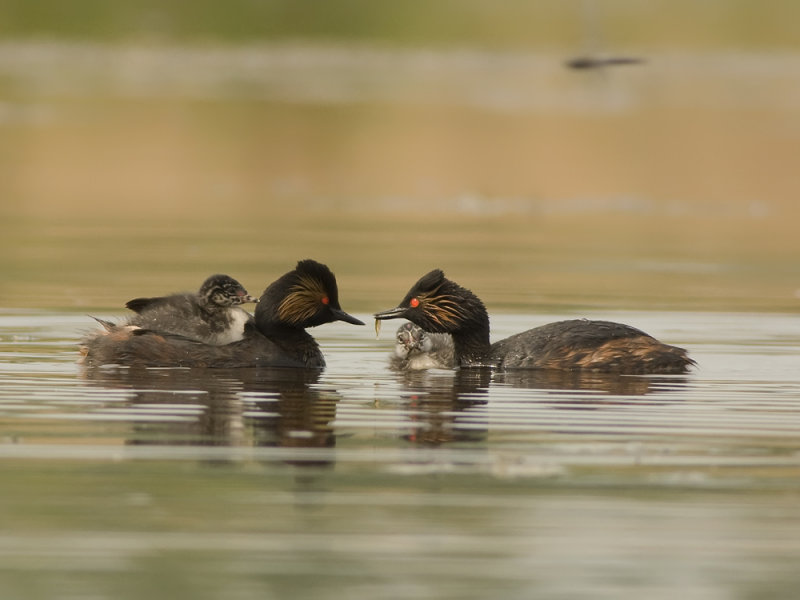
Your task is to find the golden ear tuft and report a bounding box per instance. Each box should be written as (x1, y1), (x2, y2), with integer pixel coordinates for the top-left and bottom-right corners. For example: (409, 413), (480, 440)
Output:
(277, 274), (327, 324)
(418, 287), (463, 327)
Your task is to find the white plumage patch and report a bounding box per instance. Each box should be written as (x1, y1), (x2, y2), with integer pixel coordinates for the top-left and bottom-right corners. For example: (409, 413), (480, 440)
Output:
(209, 309), (251, 345)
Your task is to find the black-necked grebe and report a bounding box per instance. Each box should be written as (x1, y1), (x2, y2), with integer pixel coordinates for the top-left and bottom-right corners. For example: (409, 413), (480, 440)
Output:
(374, 269), (694, 374)
(125, 274), (258, 345)
(390, 322), (454, 371)
(81, 260), (364, 369)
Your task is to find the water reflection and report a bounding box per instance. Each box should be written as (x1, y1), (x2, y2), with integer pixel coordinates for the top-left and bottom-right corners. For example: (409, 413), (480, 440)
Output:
(83, 367), (338, 464)
(392, 369), (492, 446)
(80, 362), (692, 461)
(493, 369), (689, 396)
(384, 367), (692, 447)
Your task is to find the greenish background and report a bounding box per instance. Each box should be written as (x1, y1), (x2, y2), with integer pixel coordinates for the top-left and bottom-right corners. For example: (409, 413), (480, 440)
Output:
(1, 0), (798, 48)
(1, 5), (800, 599)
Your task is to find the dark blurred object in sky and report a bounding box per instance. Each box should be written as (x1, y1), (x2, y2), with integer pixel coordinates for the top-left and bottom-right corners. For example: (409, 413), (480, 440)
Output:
(565, 56), (645, 70)
(566, 0), (644, 70)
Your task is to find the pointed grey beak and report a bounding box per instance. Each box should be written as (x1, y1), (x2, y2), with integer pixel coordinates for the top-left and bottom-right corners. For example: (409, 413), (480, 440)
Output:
(332, 308), (365, 326)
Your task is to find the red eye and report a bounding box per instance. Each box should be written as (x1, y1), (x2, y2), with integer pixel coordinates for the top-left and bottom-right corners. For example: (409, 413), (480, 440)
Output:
(321, 296), (330, 305)
(409, 297), (420, 308)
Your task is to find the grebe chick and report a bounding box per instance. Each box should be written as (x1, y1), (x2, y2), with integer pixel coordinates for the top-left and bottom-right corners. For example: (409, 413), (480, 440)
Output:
(126, 274), (258, 345)
(390, 322), (454, 371)
(374, 269), (694, 374)
(81, 260), (364, 369)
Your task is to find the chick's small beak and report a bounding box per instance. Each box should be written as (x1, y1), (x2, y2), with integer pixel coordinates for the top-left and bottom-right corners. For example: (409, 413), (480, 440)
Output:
(373, 306), (408, 321)
(234, 288), (258, 304)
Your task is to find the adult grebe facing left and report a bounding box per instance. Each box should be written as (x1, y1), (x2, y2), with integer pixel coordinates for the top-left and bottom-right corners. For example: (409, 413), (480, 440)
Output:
(375, 269), (694, 374)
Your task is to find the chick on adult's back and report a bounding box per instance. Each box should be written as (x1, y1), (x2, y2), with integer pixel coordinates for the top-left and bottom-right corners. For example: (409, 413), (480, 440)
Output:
(81, 260), (364, 369)
(126, 274), (257, 345)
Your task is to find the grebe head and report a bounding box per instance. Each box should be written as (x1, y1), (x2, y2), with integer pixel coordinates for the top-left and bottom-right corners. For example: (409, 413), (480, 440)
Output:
(256, 259), (364, 330)
(374, 269), (486, 335)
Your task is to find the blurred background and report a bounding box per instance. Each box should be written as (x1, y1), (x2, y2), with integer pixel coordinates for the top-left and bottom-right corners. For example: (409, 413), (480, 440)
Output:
(2, 6), (800, 598)
(1, 0), (798, 313)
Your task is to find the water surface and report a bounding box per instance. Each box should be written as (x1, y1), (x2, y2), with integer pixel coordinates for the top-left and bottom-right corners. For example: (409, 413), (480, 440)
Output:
(1, 309), (799, 599)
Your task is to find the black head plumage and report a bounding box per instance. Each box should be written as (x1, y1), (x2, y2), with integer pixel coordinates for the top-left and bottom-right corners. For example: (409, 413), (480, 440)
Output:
(256, 259), (363, 330)
(375, 269), (488, 335)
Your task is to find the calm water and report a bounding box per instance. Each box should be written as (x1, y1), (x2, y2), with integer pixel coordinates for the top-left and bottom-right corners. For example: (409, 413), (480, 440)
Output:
(1, 308), (799, 599)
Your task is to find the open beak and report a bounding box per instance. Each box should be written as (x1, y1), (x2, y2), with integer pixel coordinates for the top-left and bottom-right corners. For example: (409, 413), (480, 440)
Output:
(373, 306), (408, 321)
(331, 308), (365, 326)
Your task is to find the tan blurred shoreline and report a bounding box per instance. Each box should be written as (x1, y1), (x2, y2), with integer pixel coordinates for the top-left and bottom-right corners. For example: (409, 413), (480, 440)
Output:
(2, 43), (798, 215)
(1, 42), (798, 313)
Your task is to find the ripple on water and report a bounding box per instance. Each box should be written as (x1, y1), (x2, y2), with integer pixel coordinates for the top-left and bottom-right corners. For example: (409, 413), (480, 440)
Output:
(1, 311), (799, 458)
(1, 310), (800, 599)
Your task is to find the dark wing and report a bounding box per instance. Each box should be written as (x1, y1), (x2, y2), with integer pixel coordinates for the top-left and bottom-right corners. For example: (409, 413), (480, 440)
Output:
(125, 296), (169, 313)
